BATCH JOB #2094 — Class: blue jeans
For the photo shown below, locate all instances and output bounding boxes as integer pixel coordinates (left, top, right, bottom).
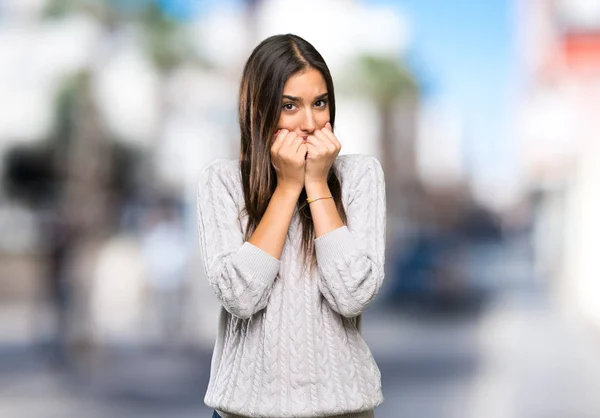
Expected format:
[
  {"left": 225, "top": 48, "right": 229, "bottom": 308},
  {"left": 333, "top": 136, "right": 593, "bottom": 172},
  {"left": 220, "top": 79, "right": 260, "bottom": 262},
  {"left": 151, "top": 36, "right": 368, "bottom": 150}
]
[{"left": 212, "top": 411, "right": 221, "bottom": 418}]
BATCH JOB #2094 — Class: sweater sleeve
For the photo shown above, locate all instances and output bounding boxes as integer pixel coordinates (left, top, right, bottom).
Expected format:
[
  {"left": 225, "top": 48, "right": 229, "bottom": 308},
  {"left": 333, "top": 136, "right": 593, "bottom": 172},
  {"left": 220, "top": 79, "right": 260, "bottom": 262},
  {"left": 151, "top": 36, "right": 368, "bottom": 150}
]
[
  {"left": 315, "top": 156, "right": 386, "bottom": 317},
  {"left": 196, "top": 160, "right": 280, "bottom": 319}
]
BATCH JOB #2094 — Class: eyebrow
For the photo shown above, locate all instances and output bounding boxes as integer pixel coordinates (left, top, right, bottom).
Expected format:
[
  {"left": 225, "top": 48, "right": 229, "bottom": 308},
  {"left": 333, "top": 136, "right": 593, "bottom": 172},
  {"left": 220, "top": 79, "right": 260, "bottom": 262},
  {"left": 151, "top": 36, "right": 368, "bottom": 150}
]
[{"left": 282, "top": 93, "right": 328, "bottom": 102}]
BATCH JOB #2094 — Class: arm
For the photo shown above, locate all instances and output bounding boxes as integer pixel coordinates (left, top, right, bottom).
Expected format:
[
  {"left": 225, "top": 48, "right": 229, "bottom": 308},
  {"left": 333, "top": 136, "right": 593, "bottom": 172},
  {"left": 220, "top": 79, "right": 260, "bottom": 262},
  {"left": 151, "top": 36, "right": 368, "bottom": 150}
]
[
  {"left": 197, "top": 161, "right": 297, "bottom": 319},
  {"left": 248, "top": 185, "right": 302, "bottom": 260},
  {"left": 310, "top": 156, "right": 386, "bottom": 317},
  {"left": 197, "top": 131, "right": 306, "bottom": 319}
]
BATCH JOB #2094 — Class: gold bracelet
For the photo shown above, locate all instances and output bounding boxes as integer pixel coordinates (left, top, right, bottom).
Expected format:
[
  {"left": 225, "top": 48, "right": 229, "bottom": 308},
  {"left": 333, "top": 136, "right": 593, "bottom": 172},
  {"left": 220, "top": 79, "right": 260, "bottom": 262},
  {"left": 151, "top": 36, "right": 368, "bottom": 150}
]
[{"left": 306, "top": 195, "right": 333, "bottom": 204}]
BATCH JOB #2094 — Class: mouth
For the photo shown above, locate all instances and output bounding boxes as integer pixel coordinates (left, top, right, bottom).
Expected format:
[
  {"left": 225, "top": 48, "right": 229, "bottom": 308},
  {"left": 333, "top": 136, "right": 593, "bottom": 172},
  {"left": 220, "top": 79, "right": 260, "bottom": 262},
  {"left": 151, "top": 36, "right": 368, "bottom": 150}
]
[{"left": 302, "top": 136, "right": 308, "bottom": 141}]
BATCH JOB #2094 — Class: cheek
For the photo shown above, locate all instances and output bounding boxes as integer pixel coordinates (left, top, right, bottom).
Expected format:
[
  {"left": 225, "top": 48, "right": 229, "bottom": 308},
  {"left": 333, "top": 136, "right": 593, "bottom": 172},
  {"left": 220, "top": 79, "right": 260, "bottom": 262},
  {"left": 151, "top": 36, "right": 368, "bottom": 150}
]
[
  {"left": 315, "top": 114, "right": 329, "bottom": 130},
  {"left": 277, "top": 113, "right": 297, "bottom": 130}
]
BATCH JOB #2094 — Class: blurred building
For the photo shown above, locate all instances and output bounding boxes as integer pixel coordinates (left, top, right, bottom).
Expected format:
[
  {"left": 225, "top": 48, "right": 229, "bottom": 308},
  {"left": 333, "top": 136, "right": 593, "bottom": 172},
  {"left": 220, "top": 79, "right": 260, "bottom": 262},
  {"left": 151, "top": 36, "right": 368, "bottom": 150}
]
[{"left": 517, "top": 0, "right": 600, "bottom": 327}]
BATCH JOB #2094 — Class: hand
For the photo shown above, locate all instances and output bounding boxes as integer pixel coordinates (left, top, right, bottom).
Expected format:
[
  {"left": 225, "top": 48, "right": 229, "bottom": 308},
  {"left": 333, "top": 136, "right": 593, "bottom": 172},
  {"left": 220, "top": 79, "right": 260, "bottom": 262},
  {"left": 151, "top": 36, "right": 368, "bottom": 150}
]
[
  {"left": 270, "top": 129, "right": 307, "bottom": 194},
  {"left": 304, "top": 122, "right": 341, "bottom": 186}
]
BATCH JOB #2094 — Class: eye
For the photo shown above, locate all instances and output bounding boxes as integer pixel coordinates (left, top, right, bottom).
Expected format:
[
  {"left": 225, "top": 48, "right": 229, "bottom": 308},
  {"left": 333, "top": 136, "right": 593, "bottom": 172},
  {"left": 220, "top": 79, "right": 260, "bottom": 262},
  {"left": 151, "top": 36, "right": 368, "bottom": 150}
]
[
  {"left": 314, "top": 99, "right": 328, "bottom": 108},
  {"left": 282, "top": 103, "right": 297, "bottom": 111}
]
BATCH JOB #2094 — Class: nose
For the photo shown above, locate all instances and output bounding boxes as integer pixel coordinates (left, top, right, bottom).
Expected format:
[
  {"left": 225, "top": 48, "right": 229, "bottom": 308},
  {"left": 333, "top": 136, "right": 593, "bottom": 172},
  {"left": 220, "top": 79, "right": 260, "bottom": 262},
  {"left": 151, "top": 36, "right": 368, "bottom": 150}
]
[{"left": 300, "top": 108, "right": 316, "bottom": 134}]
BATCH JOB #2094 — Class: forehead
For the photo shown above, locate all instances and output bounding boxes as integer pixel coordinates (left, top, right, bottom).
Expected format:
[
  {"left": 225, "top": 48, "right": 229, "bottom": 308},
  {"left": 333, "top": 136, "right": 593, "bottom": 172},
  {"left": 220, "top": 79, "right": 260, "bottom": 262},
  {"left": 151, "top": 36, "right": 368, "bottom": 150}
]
[{"left": 283, "top": 68, "right": 326, "bottom": 94}]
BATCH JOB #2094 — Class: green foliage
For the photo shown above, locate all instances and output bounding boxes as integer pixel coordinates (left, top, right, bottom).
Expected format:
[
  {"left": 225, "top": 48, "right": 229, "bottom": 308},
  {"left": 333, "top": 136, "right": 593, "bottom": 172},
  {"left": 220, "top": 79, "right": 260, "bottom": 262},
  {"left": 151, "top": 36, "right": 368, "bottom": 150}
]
[
  {"left": 42, "top": 0, "right": 206, "bottom": 72},
  {"left": 346, "top": 55, "right": 418, "bottom": 105},
  {"left": 42, "top": 0, "right": 108, "bottom": 21},
  {"left": 138, "top": 3, "right": 189, "bottom": 72},
  {"left": 42, "top": 0, "right": 77, "bottom": 18}
]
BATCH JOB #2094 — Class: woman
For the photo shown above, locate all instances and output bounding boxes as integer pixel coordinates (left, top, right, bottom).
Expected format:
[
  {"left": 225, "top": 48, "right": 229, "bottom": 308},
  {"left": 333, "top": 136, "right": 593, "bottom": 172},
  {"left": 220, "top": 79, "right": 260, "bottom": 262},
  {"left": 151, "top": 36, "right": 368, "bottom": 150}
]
[{"left": 197, "top": 33, "right": 386, "bottom": 418}]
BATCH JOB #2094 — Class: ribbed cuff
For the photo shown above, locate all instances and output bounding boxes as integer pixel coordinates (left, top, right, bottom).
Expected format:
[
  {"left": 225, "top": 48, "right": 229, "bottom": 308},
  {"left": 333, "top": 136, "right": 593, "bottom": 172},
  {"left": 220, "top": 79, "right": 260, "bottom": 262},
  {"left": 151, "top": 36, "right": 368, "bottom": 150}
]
[
  {"left": 217, "top": 409, "right": 374, "bottom": 418},
  {"left": 314, "top": 225, "right": 355, "bottom": 265},
  {"left": 232, "top": 242, "right": 280, "bottom": 285}
]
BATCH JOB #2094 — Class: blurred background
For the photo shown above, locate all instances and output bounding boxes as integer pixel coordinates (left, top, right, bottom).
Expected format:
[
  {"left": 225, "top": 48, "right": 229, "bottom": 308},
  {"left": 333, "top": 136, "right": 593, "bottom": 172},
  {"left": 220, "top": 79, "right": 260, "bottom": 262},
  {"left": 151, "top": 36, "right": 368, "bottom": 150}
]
[{"left": 1, "top": 0, "right": 600, "bottom": 417}]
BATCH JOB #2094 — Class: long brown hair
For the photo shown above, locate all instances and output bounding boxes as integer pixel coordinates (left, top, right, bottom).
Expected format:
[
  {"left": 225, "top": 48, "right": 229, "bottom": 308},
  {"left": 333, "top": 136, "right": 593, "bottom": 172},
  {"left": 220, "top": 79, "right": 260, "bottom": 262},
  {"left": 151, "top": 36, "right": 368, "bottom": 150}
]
[{"left": 239, "top": 34, "right": 347, "bottom": 265}]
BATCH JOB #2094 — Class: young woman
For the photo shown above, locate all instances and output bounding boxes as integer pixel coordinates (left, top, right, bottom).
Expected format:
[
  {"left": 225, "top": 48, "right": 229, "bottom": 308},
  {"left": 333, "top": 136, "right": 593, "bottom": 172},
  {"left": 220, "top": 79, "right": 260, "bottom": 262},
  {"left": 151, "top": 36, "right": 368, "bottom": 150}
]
[{"left": 197, "top": 34, "right": 386, "bottom": 418}]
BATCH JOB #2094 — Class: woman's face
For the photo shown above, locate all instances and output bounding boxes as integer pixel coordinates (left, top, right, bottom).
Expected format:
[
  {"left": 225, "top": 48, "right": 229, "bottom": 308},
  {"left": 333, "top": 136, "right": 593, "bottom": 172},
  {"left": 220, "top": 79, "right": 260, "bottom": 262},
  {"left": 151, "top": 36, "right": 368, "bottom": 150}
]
[{"left": 277, "top": 68, "right": 330, "bottom": 140}]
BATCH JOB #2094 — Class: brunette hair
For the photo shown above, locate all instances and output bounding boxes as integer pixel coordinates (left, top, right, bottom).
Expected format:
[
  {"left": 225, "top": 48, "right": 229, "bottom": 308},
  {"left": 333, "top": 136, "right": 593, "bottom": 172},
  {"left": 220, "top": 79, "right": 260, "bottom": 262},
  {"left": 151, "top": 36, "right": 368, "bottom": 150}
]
[{"left": 239, "top": 34, "right": 347, "bottom": 265}]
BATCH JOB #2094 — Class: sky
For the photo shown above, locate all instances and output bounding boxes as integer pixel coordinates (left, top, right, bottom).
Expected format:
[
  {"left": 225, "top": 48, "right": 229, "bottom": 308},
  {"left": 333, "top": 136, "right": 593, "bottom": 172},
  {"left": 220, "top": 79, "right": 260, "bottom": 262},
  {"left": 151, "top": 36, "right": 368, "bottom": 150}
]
[
  {"left": 160, "top": 0, "right": 516, "bottom": 128},
  {"left": 374, "top": 0, "right": 519, "bottom": 190},
  {"left": 160, "top": 0, "right": 520, "bottom": 196}
]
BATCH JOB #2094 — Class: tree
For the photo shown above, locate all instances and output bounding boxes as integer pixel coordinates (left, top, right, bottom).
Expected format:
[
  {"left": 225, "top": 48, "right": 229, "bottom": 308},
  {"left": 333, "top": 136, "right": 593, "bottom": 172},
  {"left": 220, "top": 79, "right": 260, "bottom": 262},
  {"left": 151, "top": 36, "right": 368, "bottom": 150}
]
[
  {"left": 340, "top": 54, "right": 419, "bottom": 299},
  {"left": 349, "top": 55, "right": 419, "bottom": 188},
  {"left": 342, "top": 54, "right": 419, "bottom": 231}
]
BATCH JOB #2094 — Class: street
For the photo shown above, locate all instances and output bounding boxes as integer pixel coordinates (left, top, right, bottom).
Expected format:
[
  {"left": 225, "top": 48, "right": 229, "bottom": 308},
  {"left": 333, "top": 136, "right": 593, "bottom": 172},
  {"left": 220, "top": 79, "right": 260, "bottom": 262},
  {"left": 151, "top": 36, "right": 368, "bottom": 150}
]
[{"left": 2, "top": 285, "right": 600, "bottom": 418}]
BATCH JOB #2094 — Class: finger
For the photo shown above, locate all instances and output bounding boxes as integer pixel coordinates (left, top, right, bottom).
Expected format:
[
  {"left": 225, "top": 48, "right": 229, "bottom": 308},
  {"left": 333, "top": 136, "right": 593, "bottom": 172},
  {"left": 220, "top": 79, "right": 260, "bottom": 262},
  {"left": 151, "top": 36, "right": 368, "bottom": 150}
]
[
  {"left": 305, "top": 134, "right": 329, "bottom": 155},
  {"left": 304, "top": 135, "right": 324, "bottom": 147},
  {"left": 271, "top": 129, "right": 288, "bottom": 155},
  {"left": 275, "top": 131, "right": 298, "bottom": 158},
  {"left": 295, "top": 137, "right": 306, "bottom": 154},
  {"left": 280, "top": 132, "right": 300, "bottom": 152},
  {"left": 285, "top": 135, "right": 304, "bottom": 157},
  {"left": 278, "top": 134, "right": 303, "bottom": 162},
  {"left": 297, "top": 143, "right": 308, "bottom": 162},
  {"left": 319, "top": 125, "right": 341, "bottom": 150},
  {"left": 304, "top": 142, "right": 320, "bottom": 159},
  {"left": 315, "top": 130, "right": 337, "bottom": 154},
  {"left": 313, "top": 129, "right": 333, "bottom": 147},
  {"left": 272, "top": 128, "right": 285, "bottom": 145}
]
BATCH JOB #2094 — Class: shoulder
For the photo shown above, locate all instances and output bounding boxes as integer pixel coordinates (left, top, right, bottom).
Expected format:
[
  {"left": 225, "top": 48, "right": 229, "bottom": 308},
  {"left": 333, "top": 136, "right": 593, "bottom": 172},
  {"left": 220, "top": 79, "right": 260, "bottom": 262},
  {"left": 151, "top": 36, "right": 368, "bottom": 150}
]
[
  {"left": 197, "top": 158, "right": 241, "bottom": 195},
  {"left": 334, "top": 154, "right": 384, "bottom": 181},
  {"left": 199, "top": 158, "right": 239, "bottom": 179},
  {"left": 198, "top": 158, "right": 239, "bottom": 183}
]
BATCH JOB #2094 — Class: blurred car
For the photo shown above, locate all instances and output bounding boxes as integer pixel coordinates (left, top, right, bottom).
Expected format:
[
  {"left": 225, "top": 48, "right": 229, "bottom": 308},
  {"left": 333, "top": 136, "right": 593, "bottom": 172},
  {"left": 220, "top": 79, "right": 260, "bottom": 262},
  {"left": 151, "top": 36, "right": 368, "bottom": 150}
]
[{"left": 385, "top": 206, "right": 504, "bottom": 313}]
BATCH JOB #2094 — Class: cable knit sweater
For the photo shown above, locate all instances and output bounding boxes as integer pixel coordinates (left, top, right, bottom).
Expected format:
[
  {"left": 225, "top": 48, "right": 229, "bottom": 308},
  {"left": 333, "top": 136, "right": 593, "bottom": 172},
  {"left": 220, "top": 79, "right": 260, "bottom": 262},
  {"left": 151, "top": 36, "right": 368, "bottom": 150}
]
[{"left": 196, "top": 154, "right": 386, "bottom": 418}]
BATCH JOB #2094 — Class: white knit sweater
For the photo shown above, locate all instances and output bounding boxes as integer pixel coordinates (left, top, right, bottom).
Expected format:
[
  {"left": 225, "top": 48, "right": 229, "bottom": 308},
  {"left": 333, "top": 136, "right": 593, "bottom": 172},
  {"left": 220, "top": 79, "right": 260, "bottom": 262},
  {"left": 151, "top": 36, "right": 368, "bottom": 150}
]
[{"left": 196, "top": 154, "right": 386, "bottom": 418}]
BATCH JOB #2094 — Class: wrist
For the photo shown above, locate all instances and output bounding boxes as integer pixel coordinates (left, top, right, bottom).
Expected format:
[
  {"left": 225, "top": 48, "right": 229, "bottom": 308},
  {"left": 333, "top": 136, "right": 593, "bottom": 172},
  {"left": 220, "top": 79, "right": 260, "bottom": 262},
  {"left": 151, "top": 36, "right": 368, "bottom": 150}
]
[
  {"left": 275, "top": 183, "right": 303, "bottom": 200},
  {"left": 304, "top": 181, "right": 331, "bottom": 198}
]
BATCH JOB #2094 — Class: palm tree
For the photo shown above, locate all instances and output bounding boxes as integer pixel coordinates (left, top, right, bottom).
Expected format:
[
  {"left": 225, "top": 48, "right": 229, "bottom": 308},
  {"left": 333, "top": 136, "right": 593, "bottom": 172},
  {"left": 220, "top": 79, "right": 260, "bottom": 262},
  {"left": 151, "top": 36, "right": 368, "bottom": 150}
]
[
  {"left": 349, "top": 55, "right": 418, "bottom": 186},
  {"left": 342, "top": 54, "right": 419, "bottom": 226},
  {"left": 31, "top": 0, "right": 191, "bottom": 370},
  {"left": 340, "top": 54, "right": 419, "bottom": 298},
  {"left": 41, "top": 0, "right": 202, "bottom": 227}
]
